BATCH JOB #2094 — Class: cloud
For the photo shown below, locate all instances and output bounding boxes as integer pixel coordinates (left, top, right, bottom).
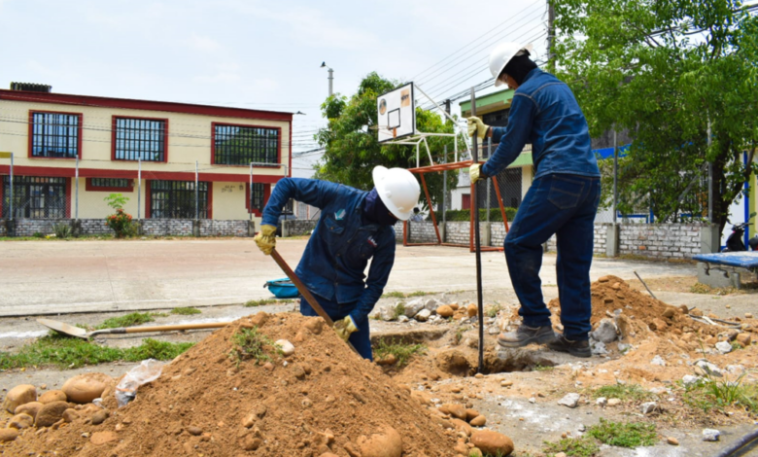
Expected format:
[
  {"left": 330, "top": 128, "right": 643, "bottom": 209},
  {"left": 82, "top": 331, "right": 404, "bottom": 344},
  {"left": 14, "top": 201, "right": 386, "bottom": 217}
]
[
  {"left": 220, "top": 1, "right": 379, "bottom": 50},
  {"left": 187, "top": 34, "right": 222, "bottom": 52}
]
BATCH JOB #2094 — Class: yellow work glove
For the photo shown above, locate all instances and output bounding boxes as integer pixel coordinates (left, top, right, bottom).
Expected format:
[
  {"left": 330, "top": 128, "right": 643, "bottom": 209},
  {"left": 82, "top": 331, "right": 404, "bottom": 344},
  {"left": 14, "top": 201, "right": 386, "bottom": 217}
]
[
  {"left": 333, "top": 315, "right": 358, "bottom": 342},
  {"left": 253, "top": 224, "right": 277, "bottom": 255},
  {"left": 470, "top": 163, "right": 487, "bottom": 184},
  {"left": 467, "top": 116, "right": 490, "bottom": 140}
]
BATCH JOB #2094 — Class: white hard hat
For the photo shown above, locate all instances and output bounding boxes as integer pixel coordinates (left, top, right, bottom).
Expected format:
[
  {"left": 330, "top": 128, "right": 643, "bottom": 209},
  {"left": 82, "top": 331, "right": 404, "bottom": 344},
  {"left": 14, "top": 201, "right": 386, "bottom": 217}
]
[
  {"left": 489, "top": 42, "right": 534, "bottom": 87},
  {"left": 372, "top": 166, "right": 420, "bottom": 221}
]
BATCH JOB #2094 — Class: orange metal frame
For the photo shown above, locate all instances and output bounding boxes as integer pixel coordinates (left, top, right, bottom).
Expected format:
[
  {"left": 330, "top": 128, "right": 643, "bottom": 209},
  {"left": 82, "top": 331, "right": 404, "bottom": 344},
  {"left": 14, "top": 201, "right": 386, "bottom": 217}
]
[{"left": 405, "top": 161, "right": 510, "bottom": 252}]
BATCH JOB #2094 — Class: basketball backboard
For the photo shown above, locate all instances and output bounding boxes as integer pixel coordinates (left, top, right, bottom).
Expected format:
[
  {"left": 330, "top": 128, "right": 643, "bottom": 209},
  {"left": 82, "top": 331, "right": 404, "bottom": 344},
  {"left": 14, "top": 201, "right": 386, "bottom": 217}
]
[{"left": 377, "top": 83, "right": 415, "bottom": 143}]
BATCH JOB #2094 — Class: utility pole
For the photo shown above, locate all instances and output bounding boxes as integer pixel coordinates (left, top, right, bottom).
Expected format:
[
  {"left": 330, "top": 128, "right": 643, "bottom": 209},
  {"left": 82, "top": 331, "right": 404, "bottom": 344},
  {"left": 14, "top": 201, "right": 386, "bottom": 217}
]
[
  {"left": 321, "top": 62, "right": 334, "bottom": 97},
  {"left": 548, "top": 0, "right": 556, "bottom": 74}
]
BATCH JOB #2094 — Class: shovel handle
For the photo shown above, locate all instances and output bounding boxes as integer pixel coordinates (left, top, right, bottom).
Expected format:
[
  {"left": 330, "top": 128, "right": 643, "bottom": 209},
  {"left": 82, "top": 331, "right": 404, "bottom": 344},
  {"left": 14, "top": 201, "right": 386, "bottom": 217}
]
[
  {"left": 270, "top": 248, "right": 360, "bottom": 355},
  {"left": 270, "top": 249, "right": 334, "bottom": 326},
  {"left": 90, "top": 322, "right": 229, "bottom": 337}
]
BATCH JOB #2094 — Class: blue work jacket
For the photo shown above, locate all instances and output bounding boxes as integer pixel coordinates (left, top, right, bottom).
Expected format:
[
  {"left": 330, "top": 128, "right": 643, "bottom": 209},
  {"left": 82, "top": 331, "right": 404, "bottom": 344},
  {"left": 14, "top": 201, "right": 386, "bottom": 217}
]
[
  {"left": 262, "top": 178, "right": 396, "bottom": 325},
  {"left": 482, "top": 68, "right": 600, "bottom": 179}
]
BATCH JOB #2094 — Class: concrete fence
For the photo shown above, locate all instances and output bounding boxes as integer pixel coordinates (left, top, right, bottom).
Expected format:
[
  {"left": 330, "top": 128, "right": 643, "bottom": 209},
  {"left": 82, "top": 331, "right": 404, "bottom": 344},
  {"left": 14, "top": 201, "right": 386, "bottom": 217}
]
[
  {"left": 394, "top": 220, "right": 706, "bottom": 259},
  {"left": 0, "top": 218, "right": 255, "bottom": 238}
]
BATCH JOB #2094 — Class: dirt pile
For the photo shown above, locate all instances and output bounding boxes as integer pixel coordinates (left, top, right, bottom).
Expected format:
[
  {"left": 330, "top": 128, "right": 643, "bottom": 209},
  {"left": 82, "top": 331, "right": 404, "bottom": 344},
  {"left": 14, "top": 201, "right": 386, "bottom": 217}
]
[
  {"left": 548, "top": 275, "right": 757, "bottom": 347},
  {"left": 2, "top": 312, "right": 462, "bottom": 457}
]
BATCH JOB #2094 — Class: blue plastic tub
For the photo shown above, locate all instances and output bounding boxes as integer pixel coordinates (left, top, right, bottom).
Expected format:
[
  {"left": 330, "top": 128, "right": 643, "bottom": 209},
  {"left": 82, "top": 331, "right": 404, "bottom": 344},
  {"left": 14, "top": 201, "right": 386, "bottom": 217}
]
[{"left": 263, "top": 277, "right": 299, "bottom": 299}]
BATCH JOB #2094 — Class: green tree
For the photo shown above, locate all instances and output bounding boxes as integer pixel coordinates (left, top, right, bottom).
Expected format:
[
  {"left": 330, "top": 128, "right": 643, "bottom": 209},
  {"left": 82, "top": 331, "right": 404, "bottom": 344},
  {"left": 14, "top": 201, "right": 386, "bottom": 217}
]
[
  {"left": 553, "top": 0, "right": 758, "bottom": 231},
  {"left": 314, "top": 72, "right": 462, "bottom": 207}
]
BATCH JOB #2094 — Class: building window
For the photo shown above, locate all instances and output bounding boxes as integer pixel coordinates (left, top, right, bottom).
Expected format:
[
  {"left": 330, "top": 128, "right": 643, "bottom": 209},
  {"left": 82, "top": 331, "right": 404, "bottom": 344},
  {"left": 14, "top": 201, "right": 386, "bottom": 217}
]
[
  {"left": 30, "top": 112, "right": 81, "bottom": 158},
  {"left": 213, "top": 124, "right": 279, "bottom": 166},
  {"left": 2, "top": 176, "right": 67, "bottom": 219},
  {"left": 114, "top": 117, "right": 167, "bottom": 162},
  {"left": 86, "top": 178, "right": 133, "bottom": 192},
  {"left": 246, "top": 182, "right": 271, "bottom": 216},
  {"left": 149, "top": 180, "right": 208, "bottom": 219}
]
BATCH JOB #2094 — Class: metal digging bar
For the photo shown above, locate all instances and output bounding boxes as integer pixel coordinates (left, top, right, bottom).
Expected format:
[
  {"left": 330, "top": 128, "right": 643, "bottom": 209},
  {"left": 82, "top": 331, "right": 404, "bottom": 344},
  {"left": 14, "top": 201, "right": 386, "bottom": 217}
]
[
  {"left": 471, "top": 87, "right": 485, "bottom": 374},
  {"left": 270, "top": 248, "right": 360, "bottom": 355}
]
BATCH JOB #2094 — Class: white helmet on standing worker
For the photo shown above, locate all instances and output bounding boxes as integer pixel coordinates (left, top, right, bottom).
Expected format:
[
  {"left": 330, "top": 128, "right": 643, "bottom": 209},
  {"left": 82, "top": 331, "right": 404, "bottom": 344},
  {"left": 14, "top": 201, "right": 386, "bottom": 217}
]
[
  {"left": 489, "top": 42, "right": 534, "bottom": 87},
  {"left": 372, "top": 166, "right": 420, "bottom": 221}
]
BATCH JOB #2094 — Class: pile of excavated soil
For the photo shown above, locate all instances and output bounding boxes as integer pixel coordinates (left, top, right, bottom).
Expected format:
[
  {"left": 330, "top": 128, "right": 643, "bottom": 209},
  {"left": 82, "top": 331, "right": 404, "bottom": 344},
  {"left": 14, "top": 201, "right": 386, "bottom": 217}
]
[
  {"left": 547, "top": 275, "right": 758, "bottom": 348},
  {"left": 2, "top": 312, "right": 461, "bottom": 457}
]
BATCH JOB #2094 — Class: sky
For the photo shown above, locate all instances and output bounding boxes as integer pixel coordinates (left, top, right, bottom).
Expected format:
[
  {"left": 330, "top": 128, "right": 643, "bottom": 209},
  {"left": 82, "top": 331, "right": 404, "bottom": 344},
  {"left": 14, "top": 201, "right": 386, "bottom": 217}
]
[{"left": 0, "top": 0, "right": 548, "bottom": 153}]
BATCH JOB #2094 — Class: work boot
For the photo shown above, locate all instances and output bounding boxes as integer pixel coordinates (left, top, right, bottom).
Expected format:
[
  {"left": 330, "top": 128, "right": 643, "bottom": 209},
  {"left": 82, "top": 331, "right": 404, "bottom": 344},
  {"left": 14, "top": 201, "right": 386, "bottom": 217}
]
[
  {"left": 497, "top": 324, "right": 555, "bottom": 348},
  {"left": 547, "top": 333, "right": 591, "bottom": 358}
]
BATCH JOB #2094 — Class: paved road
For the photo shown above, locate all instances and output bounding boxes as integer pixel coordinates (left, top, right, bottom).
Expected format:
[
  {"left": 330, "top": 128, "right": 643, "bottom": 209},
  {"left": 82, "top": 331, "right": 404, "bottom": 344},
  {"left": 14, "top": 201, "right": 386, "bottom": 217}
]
[{"left": 0, "top": 239, "right": 699, "bottom": 316}]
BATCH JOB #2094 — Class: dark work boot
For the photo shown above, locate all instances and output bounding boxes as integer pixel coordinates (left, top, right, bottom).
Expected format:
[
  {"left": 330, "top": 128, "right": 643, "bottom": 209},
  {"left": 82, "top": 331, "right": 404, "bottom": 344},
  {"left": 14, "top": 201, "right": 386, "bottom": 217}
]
[
  {"left": 547, "top": 333, "right": 591, "bottom": 358},
  {"left": 497, "top": 324, "right": 555, "bottom": 348}
]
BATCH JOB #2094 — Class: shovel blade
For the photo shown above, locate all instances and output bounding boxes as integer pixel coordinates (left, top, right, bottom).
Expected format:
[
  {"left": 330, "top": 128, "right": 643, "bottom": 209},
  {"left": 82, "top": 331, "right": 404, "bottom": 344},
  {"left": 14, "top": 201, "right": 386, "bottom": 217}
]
[{"left": 37, "top": 318, "right": 90, "bottom": 339}]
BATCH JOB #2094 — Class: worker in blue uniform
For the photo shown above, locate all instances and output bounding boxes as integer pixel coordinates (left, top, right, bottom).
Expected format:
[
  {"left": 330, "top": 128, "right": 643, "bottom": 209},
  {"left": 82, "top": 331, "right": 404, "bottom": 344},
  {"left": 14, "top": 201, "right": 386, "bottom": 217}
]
[
  {"left": 254, "top": 166, "right": 420, "bottom": 360},
  {"left": 467, "top": 42, "right": 601, "bottom": 358}
]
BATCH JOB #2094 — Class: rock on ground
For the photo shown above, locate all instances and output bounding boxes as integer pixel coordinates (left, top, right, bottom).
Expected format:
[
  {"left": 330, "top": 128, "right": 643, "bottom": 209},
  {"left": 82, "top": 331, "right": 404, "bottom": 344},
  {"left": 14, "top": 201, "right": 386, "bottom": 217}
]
[
  {"left": 357, "top": 426, "right": 403, "bottom": 457},
  {"left": 8, "top": 413, "right": 34, "bottom": 430},
  {"left": 14, "top": 402, "right": 43, "bottom": 420},
  {"left": 558, "top": 393, "right": 581, "bottom": 408},
  {"left": 35, "top": 401, "right": 70, "bottom": 427},
  {"left": 62, "top": 373, "right": 111, "bottom": 404},
  {"left": 0, "top": 429, "right": 19, "bottom": 442},
  {"left": 702, "top": 429, "right": 720, "bottom": 442},
  {"left": 715, "top": 341, "right": 732, "bottom": 354},
  {"left": 3, "top": 385, "right": 37, "bottom": 413},
  {"left": 470, "top": 430, "right": 514, "bottom": 456},
  {"left": 590, "top": 318, "right": 617, "bottom": 343},
  {"left": 38, "top": 390, "right": 67, "bottom": 404},
  {"left": 274, "top": 339, "right": 295, "bottom": 356},
  {"left": 415, "top": 309, "right": 432, "bottom": 322}
]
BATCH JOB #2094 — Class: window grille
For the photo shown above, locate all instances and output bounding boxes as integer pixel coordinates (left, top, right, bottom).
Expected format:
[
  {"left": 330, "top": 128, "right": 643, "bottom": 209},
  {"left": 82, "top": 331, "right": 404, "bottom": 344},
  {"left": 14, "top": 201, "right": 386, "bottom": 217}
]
[
  {"left": 114, "top": 118, "right": 166, "bottom": 162},
  {"left": 31, "top": 112, "right": 80, "bottom": 158},
  {"left": 2, "top": 176, "right": 67, "bottom": 218},
  {"left": 214, "top": 124, "right": 279, "bottom": 165},
  {"left": 249, "top": 183, "right": 265, "bottom": 212},
  {"left": 90, "top": 178, "right": 131, "bottom": 189},
  {"left": 150, "top": 180, "right": 208, "bottom": 219}
]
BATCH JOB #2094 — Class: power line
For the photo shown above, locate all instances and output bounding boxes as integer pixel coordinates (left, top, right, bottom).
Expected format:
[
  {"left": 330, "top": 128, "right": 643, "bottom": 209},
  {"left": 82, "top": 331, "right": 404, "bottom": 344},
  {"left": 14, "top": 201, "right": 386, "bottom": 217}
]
[
  {"left": 412, "top": 1, "right": 545, "bottom": 81},
  {"left": 415, "top": 5, "right": 548, "bottom": 90}
]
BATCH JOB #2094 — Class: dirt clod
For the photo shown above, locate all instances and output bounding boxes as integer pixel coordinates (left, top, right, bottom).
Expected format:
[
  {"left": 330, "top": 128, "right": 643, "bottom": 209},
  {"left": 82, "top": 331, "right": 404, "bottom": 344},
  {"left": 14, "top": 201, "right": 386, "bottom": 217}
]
[{"left": 35, "top": 401, "right": 70, "bottom": 427}]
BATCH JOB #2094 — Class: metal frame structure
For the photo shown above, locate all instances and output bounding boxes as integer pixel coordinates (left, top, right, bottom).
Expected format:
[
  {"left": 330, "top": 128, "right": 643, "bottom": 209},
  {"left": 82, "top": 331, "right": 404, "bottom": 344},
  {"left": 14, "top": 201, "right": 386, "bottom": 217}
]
[
  {"left": 405, "top": 160, "right": 510, "bottom": 252},
  {"left": 379, "top": 84, "right": 471, "bottom": 167}
]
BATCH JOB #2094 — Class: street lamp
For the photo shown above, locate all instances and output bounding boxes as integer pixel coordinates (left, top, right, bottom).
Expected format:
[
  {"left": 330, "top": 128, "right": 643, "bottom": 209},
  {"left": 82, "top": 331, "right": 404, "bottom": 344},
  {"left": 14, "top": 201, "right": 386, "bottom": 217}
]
[{"left": 320, "top": 62, "right": 334, "bottom": 97}]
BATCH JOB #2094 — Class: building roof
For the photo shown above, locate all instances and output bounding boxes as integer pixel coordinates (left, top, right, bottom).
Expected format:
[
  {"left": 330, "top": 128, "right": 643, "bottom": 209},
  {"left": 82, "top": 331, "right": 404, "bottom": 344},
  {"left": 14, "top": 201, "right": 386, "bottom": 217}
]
[
  {"left": 459, "top": 88, "right": 515, "bottom": 117},
  {"left": 0, "top": 89, "right": 293, "bottom": 122}
]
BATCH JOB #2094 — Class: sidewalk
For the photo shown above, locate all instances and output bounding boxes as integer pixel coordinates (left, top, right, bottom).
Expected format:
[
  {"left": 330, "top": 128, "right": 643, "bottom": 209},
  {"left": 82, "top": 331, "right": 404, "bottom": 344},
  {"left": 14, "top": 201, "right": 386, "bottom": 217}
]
[{"left": 0, "top": 239, "right": 699, "bottom": 317}]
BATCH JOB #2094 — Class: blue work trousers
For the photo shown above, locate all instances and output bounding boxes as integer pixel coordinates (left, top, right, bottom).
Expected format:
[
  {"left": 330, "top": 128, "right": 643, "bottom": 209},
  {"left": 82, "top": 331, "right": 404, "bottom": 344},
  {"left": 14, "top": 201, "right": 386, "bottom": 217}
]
[
  {"left": 299, "top": 295, "right": 373, "bottom": 360},
  {"left": 504, "top": 173, "right": 600, "bottom": 341}
]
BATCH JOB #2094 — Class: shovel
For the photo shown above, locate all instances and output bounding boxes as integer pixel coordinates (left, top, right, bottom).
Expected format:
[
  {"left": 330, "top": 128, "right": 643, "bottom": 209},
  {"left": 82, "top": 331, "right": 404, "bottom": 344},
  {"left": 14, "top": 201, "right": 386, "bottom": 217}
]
[{"left": 38, "top": 318, "right": 229, "bottom": 340}]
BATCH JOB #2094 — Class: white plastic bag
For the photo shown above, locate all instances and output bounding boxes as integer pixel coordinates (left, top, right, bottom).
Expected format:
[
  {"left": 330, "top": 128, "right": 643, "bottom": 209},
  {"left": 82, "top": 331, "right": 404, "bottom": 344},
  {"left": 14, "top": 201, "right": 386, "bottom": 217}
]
[{"left": 115, "top": 359, "right": 165, "bottom": 407}]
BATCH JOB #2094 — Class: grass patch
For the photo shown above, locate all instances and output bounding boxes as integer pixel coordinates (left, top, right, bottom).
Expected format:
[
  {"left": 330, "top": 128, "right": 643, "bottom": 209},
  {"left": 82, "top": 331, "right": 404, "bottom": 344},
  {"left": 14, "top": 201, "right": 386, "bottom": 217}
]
[
  {"left": 682, "top": 376, "right": 758, "bottom": 414},
  {"left": 373, "top": 339, "right": 427, "bottom": 367},
  {"left": 485, "top": 304, "right": 503, "bottom": 318},
  {"left": 244, "top": 299, "right": 277, "bottom": 307},
  {"left": 382, "top": 291, "right": 406, "bottom": 299},
  {"left": 392, "top": 303, "right": 406, "bottom": 320},
  {"left": 690, "top": 282, "right": 736, "bottom": 295},
  {"left": 407, "top": 290, "right": 434, "bottom": 297},
  {"left": 591, "top": 383, "right": 654, "bottom": 402},
  {"left": 95, "top": 312, "right": 166, "bottom": 329},
  {"left": 381, "top": 291, "right": 435, "bottom": 299},
  {"left": 0, "top": 333, "right": 194, "bottom": 370},
  {"left": 170, "top": 307, "right": 202, "bottom": 315},
  {"left": 229, "top": 327, "right": 281, "bottom": 366},
  {"left": 543, "top": 435, "right": 600, "bottom": 457},
  {"left": 586, "top": 418, "right": 656, "bottom": 448},
  {"left": 534, "top": 364, "right": 554, "bottom": 371}
]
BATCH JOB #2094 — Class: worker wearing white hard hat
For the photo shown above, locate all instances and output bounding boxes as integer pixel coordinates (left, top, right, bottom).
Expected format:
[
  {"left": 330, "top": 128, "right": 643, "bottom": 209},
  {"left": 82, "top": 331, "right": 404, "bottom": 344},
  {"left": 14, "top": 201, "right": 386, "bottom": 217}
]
[
  {"left": 467, "top": 42, "right": 601, "bottom": 358},
  {"left": 254, "top": 166, "right": 420, "bottom": 360}
]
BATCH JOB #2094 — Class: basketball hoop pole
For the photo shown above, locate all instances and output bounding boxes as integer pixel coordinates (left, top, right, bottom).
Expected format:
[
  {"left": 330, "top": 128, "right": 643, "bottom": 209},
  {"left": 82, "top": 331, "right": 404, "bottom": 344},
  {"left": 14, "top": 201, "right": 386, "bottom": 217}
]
[{"left": 470, "top": 87, "right": 485, "bottom": 374}]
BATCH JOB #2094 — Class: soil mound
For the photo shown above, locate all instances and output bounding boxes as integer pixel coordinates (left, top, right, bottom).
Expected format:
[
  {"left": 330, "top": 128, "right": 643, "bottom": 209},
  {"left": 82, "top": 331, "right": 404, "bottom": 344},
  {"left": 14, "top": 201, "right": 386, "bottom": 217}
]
[{"left": 3, "top": 312, "right": 459, "bottom": 457}]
